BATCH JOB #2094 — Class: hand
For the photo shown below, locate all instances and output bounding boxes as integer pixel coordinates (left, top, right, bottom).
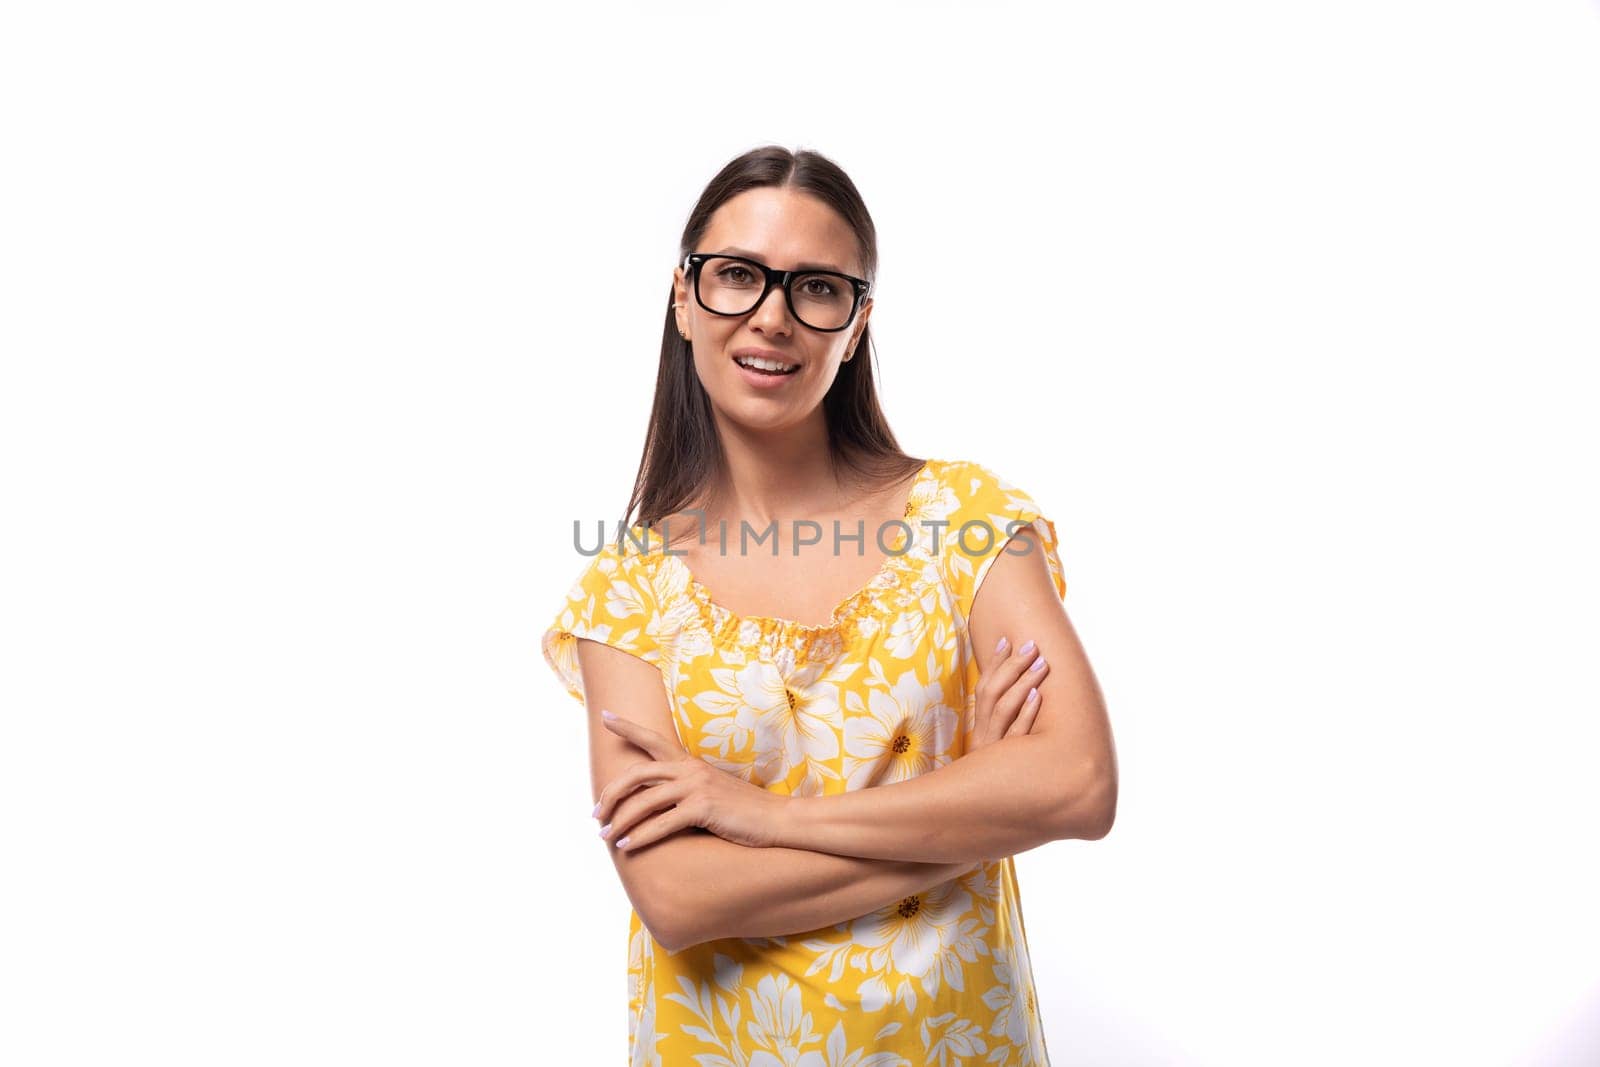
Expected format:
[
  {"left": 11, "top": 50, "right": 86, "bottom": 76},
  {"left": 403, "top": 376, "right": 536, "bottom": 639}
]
[
  {"left": 969, "top": 635, "right": 1051, "bottom": 753},
  {"left": 594, "top": 710, "right": 789, "bottom": 852}
]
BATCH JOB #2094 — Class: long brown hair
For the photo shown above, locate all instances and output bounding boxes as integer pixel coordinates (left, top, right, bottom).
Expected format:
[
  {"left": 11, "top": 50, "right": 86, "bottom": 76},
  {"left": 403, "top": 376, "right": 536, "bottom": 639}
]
[{"left": 622, "top": 145, "right": 924, "bottom": 536}]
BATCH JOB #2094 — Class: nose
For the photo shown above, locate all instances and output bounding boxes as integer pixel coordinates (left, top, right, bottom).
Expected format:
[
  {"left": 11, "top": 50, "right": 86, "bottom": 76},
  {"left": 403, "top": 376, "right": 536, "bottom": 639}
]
[{"left": 747, "top": 282, "right": 794, "bottom": 334}]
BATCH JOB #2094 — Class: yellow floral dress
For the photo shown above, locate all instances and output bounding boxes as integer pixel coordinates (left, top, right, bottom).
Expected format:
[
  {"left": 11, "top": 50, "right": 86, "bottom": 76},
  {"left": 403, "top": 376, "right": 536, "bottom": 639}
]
[{"left": 541, "top": 457, "right": 1068, "bottom": 1066}]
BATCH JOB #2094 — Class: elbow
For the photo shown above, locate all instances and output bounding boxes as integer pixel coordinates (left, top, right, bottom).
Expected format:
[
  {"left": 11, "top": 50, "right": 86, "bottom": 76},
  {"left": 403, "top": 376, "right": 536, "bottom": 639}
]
[
  {"left": 615, "top": 861, "right": 691, "bottom": 954},
  {"left": 1055, "top": 763, "right": 1117, "bottom": 841},
  {"left": 612, "top": 829, "right": 722, "bottom": 954},
  {"left": 642, "top": 909, "right": 686, "bottom": 955},
  {"left": 650, "top": 898, "right": 702, "bottom": 955},
  {"left": 639, "top": 894, "right": 695, "bottom": 956},
  {"left": 1083, "top": 792, "right": 1117, "bottom": 840}
]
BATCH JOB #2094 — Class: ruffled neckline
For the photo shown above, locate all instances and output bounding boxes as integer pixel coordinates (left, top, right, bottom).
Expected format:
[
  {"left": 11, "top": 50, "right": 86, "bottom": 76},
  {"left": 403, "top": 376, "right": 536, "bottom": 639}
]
[{"left": 645, "top": 458, "right": 943, "bottom": 662}]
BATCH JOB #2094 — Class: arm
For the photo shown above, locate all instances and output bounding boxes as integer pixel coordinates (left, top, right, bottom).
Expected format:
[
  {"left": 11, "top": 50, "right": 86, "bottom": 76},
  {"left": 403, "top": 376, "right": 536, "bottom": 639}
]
[
  {"left": 780, "top": 734, "right": 1107, "bottom": 865},
  {"left": 779, "top": 524, "right": 1118, "bottom": 864},
  {"left": 618, "top": 829, "right": 976, "bottom": 953},
  {"left": 574, "top": 638, "right": 973, "bottom": 954}
]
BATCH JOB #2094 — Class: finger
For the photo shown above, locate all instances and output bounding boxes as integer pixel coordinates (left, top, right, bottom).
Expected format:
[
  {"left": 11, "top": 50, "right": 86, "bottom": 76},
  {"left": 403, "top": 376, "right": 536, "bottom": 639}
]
[
  {"left": 1010, "top": 639, "right": 1046, "bottom": 681},
  {"left": 985, "top": 652, "right": 1044, "bottom": 741},
  {"left": 602, "top": 778, "right": 690, "bottom": 846},
  {"left": 984, "top": 639, "right": 1040, "bottom": 705},
  {"left": 600, "top": 709, "right": 673, "bottom": 761},
  {"left": 987, "top": 633, "right": 1013, "bottom": 675},
  {"left": 612, "top": 804, "right": 697, "bottom": 853},
  {"left": 1003, "top": 685, "right": 1043, "bottom": 738},
  {"left": 1012, "top": 654, "right": 1049, "bottom": 697},
  {"left": 595, "top": 760, "right": 681, "bottom": 826},
  {"left": 973, "top": 637, "right": 1042, "bottom": 748}
]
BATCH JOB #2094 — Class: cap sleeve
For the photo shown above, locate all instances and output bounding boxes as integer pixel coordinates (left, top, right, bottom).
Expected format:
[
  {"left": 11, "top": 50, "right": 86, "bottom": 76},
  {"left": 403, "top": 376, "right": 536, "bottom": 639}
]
[
  {"left": 540, "top": 542, "right": 663, "bottom": 710},
  {"left": 938, "top": 460, "right": 1068, "bottom": 624}
]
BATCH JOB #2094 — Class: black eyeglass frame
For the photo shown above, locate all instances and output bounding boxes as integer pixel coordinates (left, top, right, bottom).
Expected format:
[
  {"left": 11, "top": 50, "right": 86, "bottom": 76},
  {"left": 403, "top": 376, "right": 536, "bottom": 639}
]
[{"left": 683, "top": 252, "right": 872, "bottom": 334}]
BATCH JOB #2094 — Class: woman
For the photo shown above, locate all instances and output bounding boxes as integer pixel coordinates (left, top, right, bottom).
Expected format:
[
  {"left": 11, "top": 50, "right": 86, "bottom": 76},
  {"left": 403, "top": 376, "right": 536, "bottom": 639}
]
[{"left": 542, "top": 145, "right": 1116, "bottom": 1065}]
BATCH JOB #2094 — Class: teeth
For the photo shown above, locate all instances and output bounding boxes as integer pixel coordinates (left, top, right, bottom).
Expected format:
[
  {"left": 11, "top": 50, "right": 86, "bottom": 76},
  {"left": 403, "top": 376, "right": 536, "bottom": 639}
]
[{"left": 736, "top": 355, "right": 797, "bottom": 373}]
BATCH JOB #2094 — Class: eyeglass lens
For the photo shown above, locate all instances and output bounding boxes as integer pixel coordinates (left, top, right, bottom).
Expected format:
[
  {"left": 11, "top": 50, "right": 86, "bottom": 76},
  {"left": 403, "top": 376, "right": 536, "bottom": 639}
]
[{"left": 696, "top": 256, "right": 855, "bottom": 330}]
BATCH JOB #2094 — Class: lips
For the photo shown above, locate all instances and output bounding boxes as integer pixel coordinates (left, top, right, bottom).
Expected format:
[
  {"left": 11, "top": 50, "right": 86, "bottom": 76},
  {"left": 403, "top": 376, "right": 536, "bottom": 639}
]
[
  {"left": 731, "top": 354, "right": 799, "bottom": 388},
  {"left": 731, "top": 348, "right": 800, "bottom": 372}
]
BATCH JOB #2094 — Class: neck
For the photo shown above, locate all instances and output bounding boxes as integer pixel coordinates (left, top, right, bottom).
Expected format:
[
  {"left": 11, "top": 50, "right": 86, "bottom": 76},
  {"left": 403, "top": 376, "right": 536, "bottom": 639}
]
[{"left": 708, "top": 422, "right": 851, "bottom": 533}]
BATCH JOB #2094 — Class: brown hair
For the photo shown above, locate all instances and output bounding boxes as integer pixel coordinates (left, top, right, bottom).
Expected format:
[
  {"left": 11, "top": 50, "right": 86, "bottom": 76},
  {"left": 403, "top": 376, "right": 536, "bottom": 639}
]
[{"left": 621, "top": 145, "right": 923, "bottom": 535}]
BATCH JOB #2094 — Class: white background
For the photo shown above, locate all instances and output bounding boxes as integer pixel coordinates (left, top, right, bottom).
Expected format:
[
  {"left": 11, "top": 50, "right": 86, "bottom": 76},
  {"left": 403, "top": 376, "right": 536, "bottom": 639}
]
[{"left": 3, "top": 2, "right": 1598, "bottom": 1064}]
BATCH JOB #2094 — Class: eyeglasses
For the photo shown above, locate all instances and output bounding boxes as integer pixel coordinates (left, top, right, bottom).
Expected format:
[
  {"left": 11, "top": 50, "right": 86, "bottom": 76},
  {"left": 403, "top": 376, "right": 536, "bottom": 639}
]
[{"left": 683, "top": 252, "right": 871, "bottom": 333}]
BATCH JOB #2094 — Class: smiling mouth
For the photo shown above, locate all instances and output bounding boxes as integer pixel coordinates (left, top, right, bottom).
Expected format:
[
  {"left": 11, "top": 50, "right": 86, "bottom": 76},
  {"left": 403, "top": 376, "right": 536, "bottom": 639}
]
[{"left": 733, "top": 354, "right": 800, "bottom": 376}]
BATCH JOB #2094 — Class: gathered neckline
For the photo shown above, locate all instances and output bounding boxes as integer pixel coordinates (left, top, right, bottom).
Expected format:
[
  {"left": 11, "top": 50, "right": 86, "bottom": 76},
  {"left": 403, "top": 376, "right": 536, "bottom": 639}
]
[{"left": 649, "top": 457, "right": 940, "bottom": 655}]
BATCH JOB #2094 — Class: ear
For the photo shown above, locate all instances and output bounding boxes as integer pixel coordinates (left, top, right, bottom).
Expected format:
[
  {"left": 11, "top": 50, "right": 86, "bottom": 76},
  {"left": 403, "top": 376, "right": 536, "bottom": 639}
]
[
  {"left": 847, "top": 298, "right": 873, "bottom": 356},
  {"left": 672, "top": 268, "right": 690, "bottom": 336}
]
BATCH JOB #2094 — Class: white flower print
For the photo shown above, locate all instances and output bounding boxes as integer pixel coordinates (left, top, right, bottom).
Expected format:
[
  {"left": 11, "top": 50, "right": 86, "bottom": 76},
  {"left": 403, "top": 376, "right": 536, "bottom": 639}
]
[
  {"left": 980, "top": 932, "right": 1046, "bottom": 1065},
  {"left": 919, "top": 1011, "right": 989, "bottom": 1066},
  {"left": 542, "top": 600, "right": 593, "bottom": 694},
  {"left": 843, "top": 667, "right": 959, "bottom": 789},
  {"left": 628, "top": 923, "right": 665, "bottom": 1067},
  {"left": 818, "top": 1019, "right": 915, "bottom": 1067},
  {"left": 960, "top": 861, "right": 1002, "bottom": 928},
  {"left": 905, "top": 478, "right": 961, "bottom": 550},
  {"left": 801, "top": 876, "right": 985, "bottom": 1015},
  {"left": 689, "top": 663, "right": 775, "bottom": 772},
  {"left": 603, "top": 570, "right": 652, "bottom": 630},
  {"left": 691, "top": 660, "right": 841, "bottom": 788},
  {"left": 668, "top": 971, "right": 916, "bottom": 1067},
  {"left": 767, "top": 656, "right": 849, "bottom": 796},
  {"left": 651, "top": 562, "right": 715, "bottom": 662},
  {"left": 745, "top": 973, "right": 827, "bottom": 1064},
  {"left": 881, "top": 600, "right": 929, "bottom": 661}
]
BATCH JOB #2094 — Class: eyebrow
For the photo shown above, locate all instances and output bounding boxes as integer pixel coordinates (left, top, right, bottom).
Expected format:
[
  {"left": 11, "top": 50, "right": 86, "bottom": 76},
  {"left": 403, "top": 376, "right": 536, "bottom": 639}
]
[{"left": 713, "top": 246, "right": 849, "bottom": 274}]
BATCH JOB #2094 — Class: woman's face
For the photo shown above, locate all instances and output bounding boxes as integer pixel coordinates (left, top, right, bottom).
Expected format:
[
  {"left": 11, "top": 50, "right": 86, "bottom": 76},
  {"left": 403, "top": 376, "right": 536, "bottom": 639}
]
[{"left": 673, "top": 187, "right": 872, "bottom": 434}]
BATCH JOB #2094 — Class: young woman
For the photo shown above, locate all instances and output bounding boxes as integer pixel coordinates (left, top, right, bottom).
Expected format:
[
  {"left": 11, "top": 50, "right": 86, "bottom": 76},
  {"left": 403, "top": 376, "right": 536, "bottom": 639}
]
[{"left": 542, "top": 144, "right": 1116, "bottom": 1065}]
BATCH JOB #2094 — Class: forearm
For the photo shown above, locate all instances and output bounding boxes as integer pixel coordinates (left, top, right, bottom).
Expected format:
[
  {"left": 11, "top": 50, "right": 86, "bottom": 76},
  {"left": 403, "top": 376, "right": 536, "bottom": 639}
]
[
  {"left": 781, "top": 734, "right": 1101, "bottom": 864},
  {"left": 656, "top": 830, "right": 975, "bottom": 953}
]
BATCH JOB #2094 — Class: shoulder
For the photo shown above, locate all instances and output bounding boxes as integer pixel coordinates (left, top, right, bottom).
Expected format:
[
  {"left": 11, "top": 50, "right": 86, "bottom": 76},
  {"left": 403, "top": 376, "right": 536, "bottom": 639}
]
[
  {"left": 925, "top": 457, "right": 1065, "bottom": 614},
  {"left": 542, "top": 527, "right": 668, "bottom": 708},
  {"left": 927, "top": 457, "right": 1044, "bottom": 523},
  {"left": 556, "top": 524, "right": 667, "bottom": 615}
]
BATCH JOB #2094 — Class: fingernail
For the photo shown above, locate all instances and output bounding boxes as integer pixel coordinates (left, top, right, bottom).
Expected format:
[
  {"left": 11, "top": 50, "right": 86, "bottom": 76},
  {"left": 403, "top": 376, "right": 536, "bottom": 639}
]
[
  {"left": 1029, "top": 686, "right": 1038, "bottom": 702},
  {"left": 601, "top": 709, "right": 617, "bottom": 721},
  {"left": 1019, "top": 639, "right": 1035, "bottom": 656},
  {"left": 995, "top": 636, "right": 1009, "bottom": 654},
  {"left": 1030, "top": 656, "right": 1046, "bottom": 672},
  {"left": 591, "top": 802, "right": 600, "bottom": 817},
  {"left": 599, "top": 823, "right": 612, "bottom": 838},
  {"left": 615, "top": 836, "right": 631, "bottom": 849}
]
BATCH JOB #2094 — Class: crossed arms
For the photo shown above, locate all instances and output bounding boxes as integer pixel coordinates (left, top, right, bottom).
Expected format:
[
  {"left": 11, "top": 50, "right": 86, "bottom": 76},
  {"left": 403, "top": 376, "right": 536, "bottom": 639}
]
[{"left": 574, "top": 525, "right": 1116, "bottom": 954}]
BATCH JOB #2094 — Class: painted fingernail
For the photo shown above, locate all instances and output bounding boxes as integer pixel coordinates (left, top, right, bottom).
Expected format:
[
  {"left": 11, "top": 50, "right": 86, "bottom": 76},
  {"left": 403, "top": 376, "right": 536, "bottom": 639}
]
[
  {"left": 615, "top": 836, "right": 631, "bottom": 849},
  {"left": 591, "top": 802, "right": 600, "bottom": 817},
  {"left": 1029, "top": 687, "right": 1039, "bottom": 702},
  {"left": 1019, "top": 639, "right": 1036, "bottom": 656},
  {"left": 995, "top": 636, "right": 1009, "bottom": 654},
  {"left": 1030, "top": 656, "right": 1047, "bottom": 671},
  {"left": 601, "top": 709, "right": 617, "bottom": 721},
  {"left": 599, "top": 823, "right": 612, "bottom": 838}
]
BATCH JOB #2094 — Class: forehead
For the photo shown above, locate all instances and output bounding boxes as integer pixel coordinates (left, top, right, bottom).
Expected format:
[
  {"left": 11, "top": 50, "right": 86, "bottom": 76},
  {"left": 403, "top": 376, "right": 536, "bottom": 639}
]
[{"left": 700, "top": 187, "right": 859, "bottom": 275}]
